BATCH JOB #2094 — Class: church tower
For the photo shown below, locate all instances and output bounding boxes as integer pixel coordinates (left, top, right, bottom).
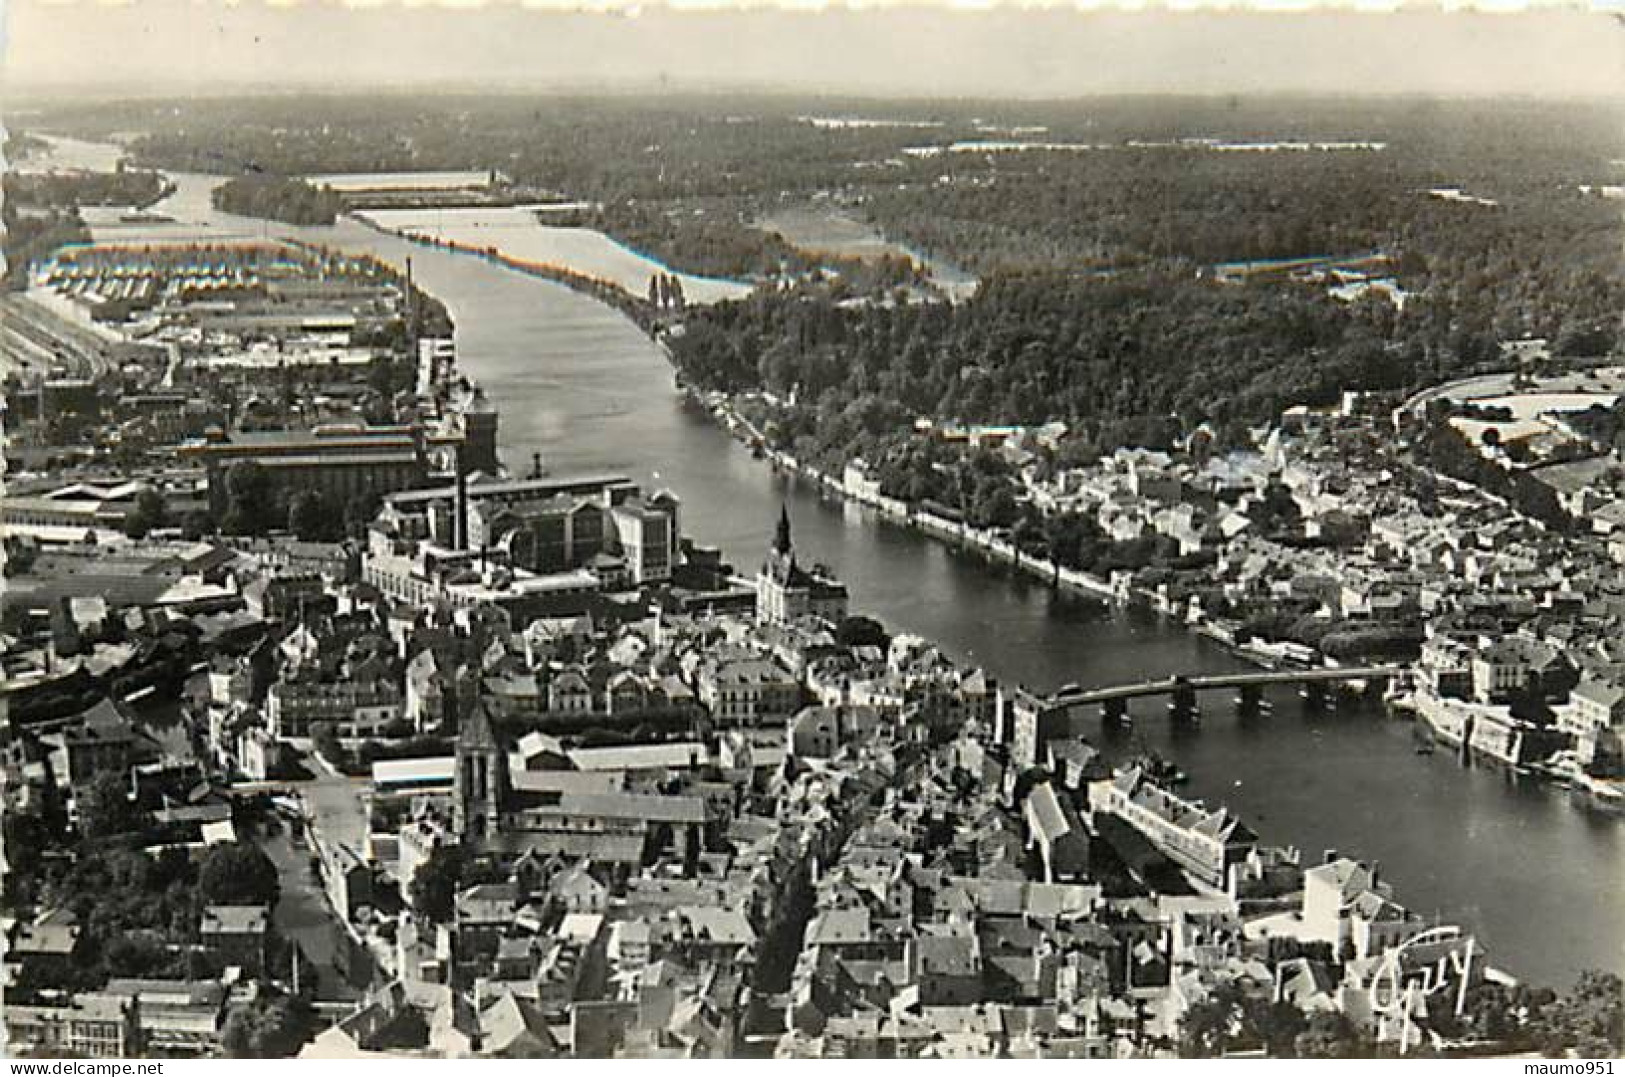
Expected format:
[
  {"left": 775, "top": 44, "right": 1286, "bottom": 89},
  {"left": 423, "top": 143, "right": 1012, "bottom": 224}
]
[
  {"left": 756, "top": 503, "right": 849, "bottom": 627},
  {"left": 457, "top": 386, "right": 500, "bottom": 477},
  {"left": 453, "top": 696, "right": 505, "bottom": 841},
  {"left": 757, "top": 504, "right": 800, "bottom": 625},
  {"left": 772, "top": 503, "right": 794, "bottom": 562}
]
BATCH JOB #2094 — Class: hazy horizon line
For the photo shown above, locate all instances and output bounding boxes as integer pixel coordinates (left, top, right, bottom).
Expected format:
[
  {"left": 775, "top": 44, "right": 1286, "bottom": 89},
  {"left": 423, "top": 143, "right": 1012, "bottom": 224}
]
[
  {"left": 6, "top": 80, "right": 1623, "bottom": 106},
  {"left": 7, "top": 3, "right": 1620, "bottom": 102}
]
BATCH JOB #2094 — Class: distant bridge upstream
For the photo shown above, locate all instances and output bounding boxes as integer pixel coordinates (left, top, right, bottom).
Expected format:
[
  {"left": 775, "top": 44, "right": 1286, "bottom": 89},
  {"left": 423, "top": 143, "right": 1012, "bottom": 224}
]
[{"left": 1047, "top": 665, "right": 1408, "bottom": 710}]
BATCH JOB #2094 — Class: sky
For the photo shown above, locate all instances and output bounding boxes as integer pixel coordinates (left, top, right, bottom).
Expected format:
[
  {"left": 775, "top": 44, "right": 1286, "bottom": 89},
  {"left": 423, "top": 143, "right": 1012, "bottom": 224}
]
[{"left": 2, "top": 2, "right": 1623, "bottom": 100}]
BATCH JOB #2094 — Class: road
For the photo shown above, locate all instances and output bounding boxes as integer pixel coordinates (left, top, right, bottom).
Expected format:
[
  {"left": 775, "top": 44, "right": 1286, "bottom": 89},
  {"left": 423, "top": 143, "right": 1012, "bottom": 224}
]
[
  {"left": 258, "top": 825, "right": 360, "bottom": 1002},
  {"left": 297, "top": 762, "right": 372, "bottom": 853},
  {"left": 244, "top": 752, "right": 372, "bottom": 1002},
  {"left": 1397, "top": 370, "right": 1519, "bottom": 420}
]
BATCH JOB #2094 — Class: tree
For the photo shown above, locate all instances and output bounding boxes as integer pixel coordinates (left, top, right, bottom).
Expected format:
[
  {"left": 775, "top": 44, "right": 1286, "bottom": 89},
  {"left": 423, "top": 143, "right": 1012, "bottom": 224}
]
[
  {"left": 287, "top": 490, "right": 342, "bottom": 542},
  {"left": 1179, "top": 984, "right": 1242, "bottom": 1057},
  {"left": 1180, "top": 983, "right": 1312, "bottom": 1057},
  {"left": 1532, "top": 970, "right": 1624, "bottom": 1058},
  {"left": 409, "top": 844, "right": 465, "bottom": 924},
  {"left": 1250, "top": 480, "right": 1302, "bottom": 534},
  {"left": 199, "top": 842, "right": 280, "bottom": 907},
  {"left": 223, "top": 461, "right": 275, "bottom": 536},
  {"left": 77, "top": 769, "right": 142, "bottom": 836},
  {"left": 104, "top": 933, "right": 174, "bottom": 979},
  {"left": 211, "top": 174, "right": 342, "bottom": 226},
  {"left": 834, "top": 615, "right": 890, "bottom": 650},
  {"left": 371, "top": 1005, "right": 430, "bottom": 1051},
  {"left": 180, "top": 510, "right": 215, "bottom": 541},
  {"left": 4, "top": 537, "right": 39, "bottom": 577},
  {"left": 123, "top": 489, "right": 168, "bottom": 539},
  {"left": 970, "top": 485, "right": 1020, "bottom": 530},
  {"left": 343, "top": 491, "right": 384, "bottom": 539},
  {"left": 2, "top": 811, "right": 55, "bottom": 907},
  {"left": 1294, "top": 1012, "right": 1363, "bottom": 1058},
  {"left": 221, "top": 991, "right": 315, "bottom": 1057},
  {"left": 1459, "top": 981, "right": 1527, "bottom": 1045}
]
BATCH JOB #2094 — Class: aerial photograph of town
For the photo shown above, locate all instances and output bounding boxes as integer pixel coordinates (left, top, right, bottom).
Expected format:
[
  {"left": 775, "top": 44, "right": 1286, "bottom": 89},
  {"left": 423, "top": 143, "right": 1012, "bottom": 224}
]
[{"left": 0, "top": 0, "right": 1620, "bottom": 1064}]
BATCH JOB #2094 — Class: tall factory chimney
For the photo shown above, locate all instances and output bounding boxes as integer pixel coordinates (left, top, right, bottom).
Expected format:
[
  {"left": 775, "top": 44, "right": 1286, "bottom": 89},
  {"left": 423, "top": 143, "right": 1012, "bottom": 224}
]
[
  {"left": 453, "top": 445, "right": 470, "bottom": 552},
  {"left": 404, "top": 256, "right": 418, "bottom": 366}
]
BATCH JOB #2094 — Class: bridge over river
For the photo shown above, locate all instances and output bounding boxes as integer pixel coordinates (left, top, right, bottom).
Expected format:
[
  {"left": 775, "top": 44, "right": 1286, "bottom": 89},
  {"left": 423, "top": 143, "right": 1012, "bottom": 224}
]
[{"left": 1048, "top": 664, "right": 1409, "bottom": 718}]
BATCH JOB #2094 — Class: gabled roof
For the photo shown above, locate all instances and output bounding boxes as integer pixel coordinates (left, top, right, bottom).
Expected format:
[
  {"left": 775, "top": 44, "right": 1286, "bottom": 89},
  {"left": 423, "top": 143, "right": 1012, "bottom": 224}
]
[
  {"left": 10, "top": 919, "right": 78, "bottom": 956},
  {"left": 457, "top": 882, "right": 518, "bottom": 921},
  {"left": 480, "top": 994, "right": 557, "bottom": 1056},
  {"left": 807, "top": 907, "right": 872, "bottom": 947},
  {"left": 548, "top": 791, "right": 707, "bottom": 826},
  {"left": 1304, "top": 857, "right": 1380, "bottom": 902},
  {"left": 1025, "top": 783, "right": 1073, "bottom": 844},
  {"left": 200, "top": 905, "right": 269, "bottom": 935},
  {"left": 914, "top": 932, "right": 979, "bottom": 977}
]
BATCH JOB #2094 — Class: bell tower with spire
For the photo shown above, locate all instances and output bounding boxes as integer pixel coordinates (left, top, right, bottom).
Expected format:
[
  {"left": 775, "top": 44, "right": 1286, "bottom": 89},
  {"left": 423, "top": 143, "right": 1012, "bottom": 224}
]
[
  {"left": 756, "top": 504, "right": 849, "bottom": 627},
  {"left": 772, "top": 504, "right": 794, "bottom": 562},
  {"left": 453, "top": 695, "right": 505, "bottom": 842}
]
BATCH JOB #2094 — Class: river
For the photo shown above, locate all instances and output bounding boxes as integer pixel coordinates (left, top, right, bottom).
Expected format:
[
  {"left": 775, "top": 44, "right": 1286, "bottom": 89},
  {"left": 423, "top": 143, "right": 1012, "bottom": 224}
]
[{"left": 50, "top": 146, "right": 1625, "bottom": 987}]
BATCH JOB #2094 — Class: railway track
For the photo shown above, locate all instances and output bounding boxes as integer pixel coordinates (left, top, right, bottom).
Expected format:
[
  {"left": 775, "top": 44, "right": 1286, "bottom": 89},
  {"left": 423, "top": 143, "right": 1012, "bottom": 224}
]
[{"left": 0, "top": 292, "right": 148, "bottom": 380}]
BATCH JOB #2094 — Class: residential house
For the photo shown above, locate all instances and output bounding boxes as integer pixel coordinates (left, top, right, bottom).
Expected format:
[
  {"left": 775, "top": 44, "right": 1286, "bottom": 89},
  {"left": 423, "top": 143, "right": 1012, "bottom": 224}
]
[{"left": 200, "top": 905, "right": 270, "bottom": 974}]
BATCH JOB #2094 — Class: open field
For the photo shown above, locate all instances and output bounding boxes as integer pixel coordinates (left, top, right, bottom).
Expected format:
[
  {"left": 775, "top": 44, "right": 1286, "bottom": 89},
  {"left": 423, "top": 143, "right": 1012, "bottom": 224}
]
[
  {"left": 757, "top": 203, "right": 977, "bottom": 299},
  {"left": 757, "top": 203, "right": 915, "bottom": 262}
]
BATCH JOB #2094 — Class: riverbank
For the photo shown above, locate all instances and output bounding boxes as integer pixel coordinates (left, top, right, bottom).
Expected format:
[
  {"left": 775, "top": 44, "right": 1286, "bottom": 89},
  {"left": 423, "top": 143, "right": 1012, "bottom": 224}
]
[
  {"left": 691, "top": 388, "right": 1134, "bottom": 602},
  {"left": 685, "top": 386, "right": 1413, "bottom": 681},
  {"left": 1397, "top": 689, "right": 1625, "bottom": 815},
  {"left": 677, "top": 377, "right": 1625, "bottom": 825}
]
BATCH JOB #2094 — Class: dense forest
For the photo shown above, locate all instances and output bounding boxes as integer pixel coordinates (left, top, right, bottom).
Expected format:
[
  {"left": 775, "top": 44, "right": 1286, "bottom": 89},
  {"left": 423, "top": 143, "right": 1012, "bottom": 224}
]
[
  {"left": 25, "top": 93, "right": 1625, "bottom": 451},
  {"left": 211, "top": 175, "right": 344, "bottom": 225},
  {"left": 1, "top": 168, "right": 168, "bottom": 286},
  {"left": 1, "top": 207, "right": 87, "bottom": 290},
  {"left": 4, "top": 168, "right": 167, "bottom": 211},
  {"left": 63, "top": 96, "right": 1619, "bottom": 265},
  {"left": 667, "top": 255, "right": 1615, "bottom": 478}
]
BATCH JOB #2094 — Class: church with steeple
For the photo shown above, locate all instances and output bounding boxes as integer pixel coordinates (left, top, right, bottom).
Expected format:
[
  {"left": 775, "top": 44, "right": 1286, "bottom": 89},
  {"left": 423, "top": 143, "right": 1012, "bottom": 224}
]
[
  {"left": 453, "top": 697, "right": 506, "bottom": 841},
  {"left": 755, "top": 505, "right": 849, "bottom": 626}
]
